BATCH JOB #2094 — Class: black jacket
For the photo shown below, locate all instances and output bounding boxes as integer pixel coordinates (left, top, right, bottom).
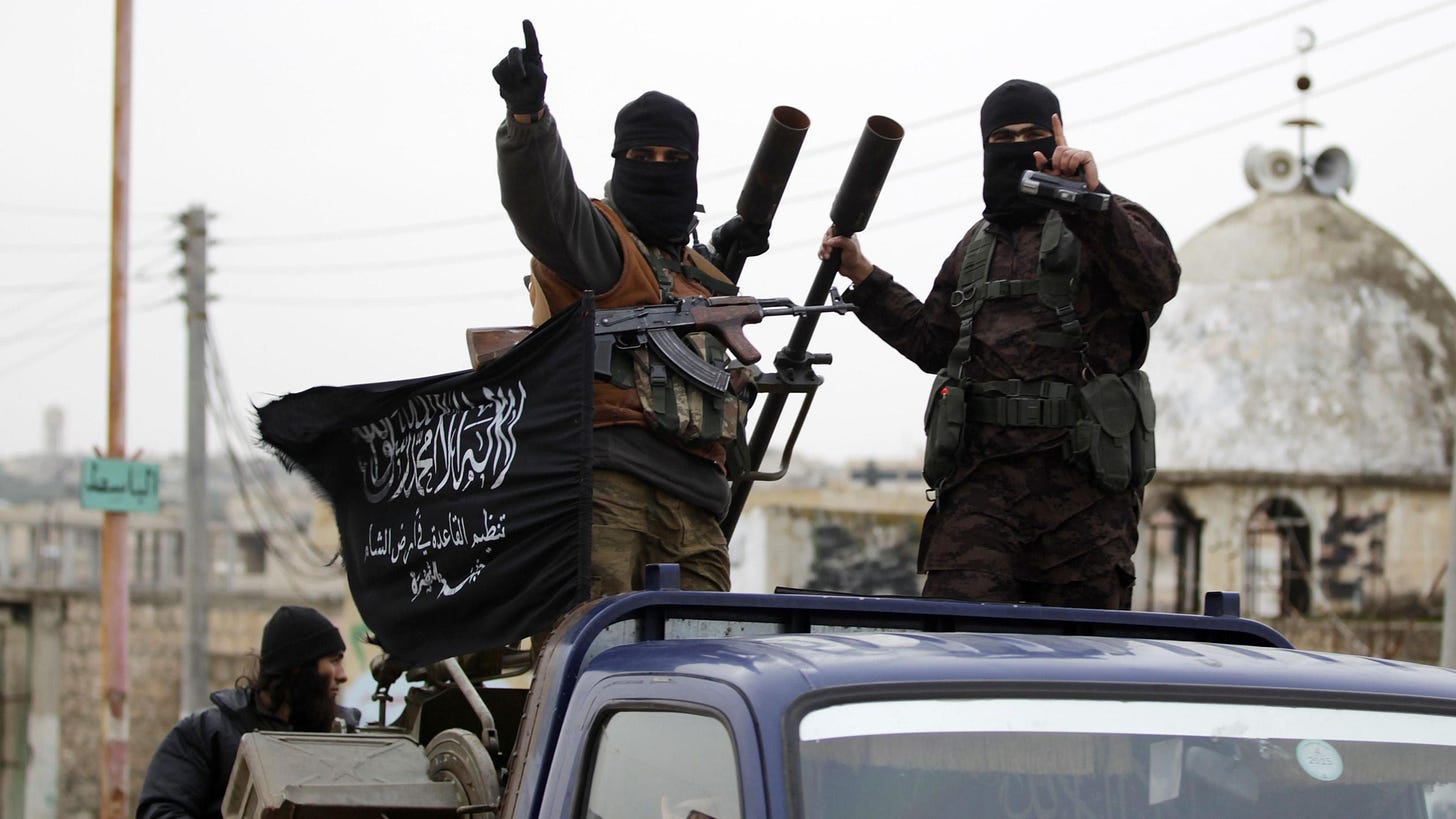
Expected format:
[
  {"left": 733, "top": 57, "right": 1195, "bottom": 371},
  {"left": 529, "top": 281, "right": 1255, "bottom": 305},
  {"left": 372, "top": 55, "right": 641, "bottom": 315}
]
[{"left": 135, "top": 688, "right": 361, "bottom": 819}]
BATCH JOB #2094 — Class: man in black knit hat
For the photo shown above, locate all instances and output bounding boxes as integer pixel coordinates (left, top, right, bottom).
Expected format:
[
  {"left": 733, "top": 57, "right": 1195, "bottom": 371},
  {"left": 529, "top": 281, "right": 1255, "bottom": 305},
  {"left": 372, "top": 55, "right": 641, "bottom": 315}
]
[
  {"left": 493, "top": 20, "right": 765, "bottom": 597},
  {"left": 822, "top": 79, "right": 1181, "bottom": 610},
  {"left": 136, "top": 605, "right": 359, "bottom": 819}
]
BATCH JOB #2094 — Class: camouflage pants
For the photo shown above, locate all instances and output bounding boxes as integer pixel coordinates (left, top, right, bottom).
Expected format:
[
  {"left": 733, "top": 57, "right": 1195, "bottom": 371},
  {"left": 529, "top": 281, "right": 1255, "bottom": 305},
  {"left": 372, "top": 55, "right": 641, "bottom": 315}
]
[
  {"left": 589, "top": 469, "right": 730, "bottom": 597},
  {"left": 919, "top": 448, "right": 1139, "bottom": 610}
]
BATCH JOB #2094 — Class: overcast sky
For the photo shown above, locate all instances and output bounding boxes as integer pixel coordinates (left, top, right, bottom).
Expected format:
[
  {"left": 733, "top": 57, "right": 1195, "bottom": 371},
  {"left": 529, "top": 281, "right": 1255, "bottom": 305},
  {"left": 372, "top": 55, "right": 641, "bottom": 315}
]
[{"left": 3, "top": 0, "right": 1453, "bottom": 469}]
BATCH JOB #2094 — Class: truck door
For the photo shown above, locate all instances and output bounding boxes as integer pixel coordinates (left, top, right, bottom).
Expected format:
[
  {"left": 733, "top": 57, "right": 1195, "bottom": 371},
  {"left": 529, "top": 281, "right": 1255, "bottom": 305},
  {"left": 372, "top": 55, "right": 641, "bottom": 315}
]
[{"left": 538, "top": 675, "right": 767, "bottom": 819}]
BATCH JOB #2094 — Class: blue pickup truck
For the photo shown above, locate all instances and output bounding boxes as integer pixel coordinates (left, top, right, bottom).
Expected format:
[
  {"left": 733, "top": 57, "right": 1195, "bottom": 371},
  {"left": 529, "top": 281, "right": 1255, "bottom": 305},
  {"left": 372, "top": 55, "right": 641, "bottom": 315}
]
[{"left": 223, "top": 567, "right": 1456, "bottom": 818}]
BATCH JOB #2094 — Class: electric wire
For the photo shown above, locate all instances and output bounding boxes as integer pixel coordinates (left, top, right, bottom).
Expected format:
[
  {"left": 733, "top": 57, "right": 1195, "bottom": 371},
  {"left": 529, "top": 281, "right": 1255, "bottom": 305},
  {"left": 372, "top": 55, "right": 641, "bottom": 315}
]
[
  {"left": 761, "top": 34, "right": 1456, "bottom": 243},
  {"left": 0, "top": 202, "right": 175, "bottom": 219},
  {"left": 207, "top": 393, "right": 344, "bottom": 580},
  {"left": 1081, "top": 0, "right": 1456, "bottom": 130},
  {"left": 0, "top": 294, "right": 175, "bottom": 377},
  {"left": 770, "top": 0, "right": 1456, "bottom": 210},
  {"left": 218, "top": 287, "right": 528, "bottom": 307},
  {"left": 0, "top": 279, "right": 102, "bottom": 296},
  {"left": 5, "top": 1, "right": 1447, "bottom": 260},
  {"left": 206, "top": 423, "right": 329, "bottom": 596},
  {"left": 222, "top": 213, "right": 509, "bottom": 246},
  {"left": 179, "top": 2, "right": 1360, "bottom": 249},
  {"left": 703, "top": 0, "right": 1339, "bottom": 180},
  {"left": 0, "top": 257, "right": 181, "bottom": 348},
  {"left": 0, "top": 236, "right": 174, "bottom": 253},
  {"left": 1105, "top": 38, "right": 1456, "bottom": 163},
  {"left": 57, "top": 0, "right": 1440, "bottom": 276},
  {"left": 223, "top": 248, "right": 526, "bottom": 275},
  {"left": 205, "top": 332, "right": 343, "bottom": 571}
]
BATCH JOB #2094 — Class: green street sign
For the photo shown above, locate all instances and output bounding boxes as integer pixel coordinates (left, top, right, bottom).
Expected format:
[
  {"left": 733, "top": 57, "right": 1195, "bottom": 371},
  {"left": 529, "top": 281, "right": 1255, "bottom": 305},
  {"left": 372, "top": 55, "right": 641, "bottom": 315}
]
[{"left": 80, "top": 458, "right": 161, "bottom": 513}]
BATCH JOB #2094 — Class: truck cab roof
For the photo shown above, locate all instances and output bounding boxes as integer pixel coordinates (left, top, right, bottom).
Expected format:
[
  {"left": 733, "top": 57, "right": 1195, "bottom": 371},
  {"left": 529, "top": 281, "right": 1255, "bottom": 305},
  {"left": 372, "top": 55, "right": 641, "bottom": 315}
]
[{"left": 502, "top": 576, "right": 1456, "bottom": 819}]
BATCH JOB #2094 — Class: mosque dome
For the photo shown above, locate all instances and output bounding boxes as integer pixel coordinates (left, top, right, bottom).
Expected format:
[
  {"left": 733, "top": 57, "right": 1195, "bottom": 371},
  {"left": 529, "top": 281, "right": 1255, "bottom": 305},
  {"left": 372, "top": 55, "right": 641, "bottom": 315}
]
[{"left": 1144, "top": 146, "right": 1456, "bottom": 483}]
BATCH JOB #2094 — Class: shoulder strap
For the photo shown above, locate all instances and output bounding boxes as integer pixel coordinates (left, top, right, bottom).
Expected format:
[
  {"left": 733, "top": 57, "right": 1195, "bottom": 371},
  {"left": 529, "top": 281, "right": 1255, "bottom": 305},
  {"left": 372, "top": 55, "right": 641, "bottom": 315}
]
[
  {"left": 1032, "top": 210, "right": 1085, "bottom": 349},
  {"left": 627, "top": 234, "right": 739, "bottom": 301},
  {"left": 945, "top": 221, "right": 995, "bottom": 380},
  {"left": 944, "top": 215, "right": 1091, "bottom": 379},
  {"left": 684, "top": 247, "right": 739, "bottom": 295}
]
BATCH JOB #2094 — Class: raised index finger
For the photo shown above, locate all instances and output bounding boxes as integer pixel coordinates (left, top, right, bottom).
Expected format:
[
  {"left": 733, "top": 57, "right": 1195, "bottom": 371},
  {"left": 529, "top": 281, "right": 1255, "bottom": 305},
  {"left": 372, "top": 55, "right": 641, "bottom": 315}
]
[
  {"left": 1052, "top": 113, "right": 1067, "bottom": 147},
  {"left": 522, "top": 20, "right": 540, "bottom": 58}
]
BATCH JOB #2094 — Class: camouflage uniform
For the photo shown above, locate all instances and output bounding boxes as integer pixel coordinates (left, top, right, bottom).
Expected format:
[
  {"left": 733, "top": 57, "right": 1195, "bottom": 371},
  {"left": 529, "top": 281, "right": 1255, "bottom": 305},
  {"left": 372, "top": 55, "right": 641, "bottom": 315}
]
[{"left": 845, "top": 198, "right": 1179, "bottom": 608}]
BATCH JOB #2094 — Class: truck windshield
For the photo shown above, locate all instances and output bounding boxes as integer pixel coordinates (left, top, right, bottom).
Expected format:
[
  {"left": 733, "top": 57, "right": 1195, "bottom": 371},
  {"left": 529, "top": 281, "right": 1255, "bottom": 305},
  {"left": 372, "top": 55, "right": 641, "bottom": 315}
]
[{"left": 795, "top": 698, "right": 1456, "bottom": 819}]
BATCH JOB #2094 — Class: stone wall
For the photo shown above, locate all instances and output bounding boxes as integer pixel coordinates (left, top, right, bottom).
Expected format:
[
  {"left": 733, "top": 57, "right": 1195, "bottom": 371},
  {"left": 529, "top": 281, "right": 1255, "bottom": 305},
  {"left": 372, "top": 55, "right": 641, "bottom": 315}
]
[{"left": 1274, "top": 616, "right": 1445, "bottom": 664}]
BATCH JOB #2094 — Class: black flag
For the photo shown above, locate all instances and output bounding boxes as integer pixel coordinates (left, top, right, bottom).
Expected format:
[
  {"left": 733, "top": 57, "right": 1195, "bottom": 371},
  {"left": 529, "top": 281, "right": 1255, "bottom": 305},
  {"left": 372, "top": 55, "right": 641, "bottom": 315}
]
[{"left": 257, "top": 298, "right": 594, "bottom": 667}]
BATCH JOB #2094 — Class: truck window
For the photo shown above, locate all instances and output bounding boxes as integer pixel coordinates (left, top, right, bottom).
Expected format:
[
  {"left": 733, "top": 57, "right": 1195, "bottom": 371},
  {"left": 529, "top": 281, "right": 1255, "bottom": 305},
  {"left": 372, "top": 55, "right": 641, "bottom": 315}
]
[
  {"left": 581, "top": 709, "right": 741, "bottom": 819},
  {"left": 795, "top": 697, "right": 1456, "bottom": 819}
]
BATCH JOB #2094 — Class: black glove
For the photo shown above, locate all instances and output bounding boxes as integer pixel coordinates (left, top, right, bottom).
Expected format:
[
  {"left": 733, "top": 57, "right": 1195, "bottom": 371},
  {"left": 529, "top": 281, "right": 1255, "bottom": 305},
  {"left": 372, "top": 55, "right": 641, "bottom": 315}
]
[
  {"left": 711, "top": 216, "right": 770, "bottom": 259},
  {"left": 492, "top": 20, "right": 547, "bottom": 116}
]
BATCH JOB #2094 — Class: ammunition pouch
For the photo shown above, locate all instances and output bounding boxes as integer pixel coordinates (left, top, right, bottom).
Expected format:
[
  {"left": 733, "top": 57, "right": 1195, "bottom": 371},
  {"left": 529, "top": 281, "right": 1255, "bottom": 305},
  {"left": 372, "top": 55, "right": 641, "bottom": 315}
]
[
  {"left": 1064, "top": 370, "right": 1157, "bottom": 493},
  {"left": 967, "top": 379, "right": 1078, "bottom": 427},
  {"left": 629, "top": 331, "right": 754, "bottom": 469},
  {"left": 922, "top": 370, "right": 969, "bottom": 487},
  {"left": 922, "top": 371, "right": 1156, "bottom": 494}
]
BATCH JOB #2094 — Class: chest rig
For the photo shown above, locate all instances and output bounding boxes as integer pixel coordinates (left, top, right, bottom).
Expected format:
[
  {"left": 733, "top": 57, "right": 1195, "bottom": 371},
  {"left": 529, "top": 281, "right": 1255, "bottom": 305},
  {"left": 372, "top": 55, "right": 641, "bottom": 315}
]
[
  {"left": 612, "top": 235, "right": 754, "bottom": 469},
  {"left": 922, "top": 212, "right": 1157, "bottom": 494},
  {"left": 946, "top": 212, "right": 1085, "bottom": 427}
]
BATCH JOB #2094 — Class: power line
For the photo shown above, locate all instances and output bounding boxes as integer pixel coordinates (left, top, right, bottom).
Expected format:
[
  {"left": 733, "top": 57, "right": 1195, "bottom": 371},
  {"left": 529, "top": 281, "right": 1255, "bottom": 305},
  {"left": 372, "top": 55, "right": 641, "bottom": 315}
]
[
  {"left": 0, "top": 237, "right": 174, "bottom": 253},
  {"left": 201, "top": 0, "right": 1448, "bottom": 265},
  {"left": 223, "top": 213, "right": 509, "bottom": 246},
  {"left": 1105, "top": 38, "right": 1456, "bottom": 164},
  {"left": 703, "top": 0, "right": 1337, "bottom": 181},
  {"left": 1053, "top": 0, "right": 1334, "bottom": 88},
  {"left": 223, "top": 247, "right": 526, "bottom": 275},
  {"left": 0, "top": 203, "right": 175, "bottom": 220},
  {"left": 0, "top": 291, "right": 177, "bottom": 347},
  {"left": 84, "top": 2, "right": 1441, "bottom": 277},
  {"left": 219, "top": 288, "right": 528, "bottom": 307},
  {"left": 204, "top": 332, "right": 342, "bottom": 573},
  {"left": 776, "top": 34, "right": 1456, "bottom": 245},
  {"left": 1080, "top": 0, "right": 1456, "bottom": 130},
  {"left": 776, "top": 0, "right": 1456, "bottom": 203},
  {"left": 0, "top": 249, "right": 183, "bottom": 341},
  {"left": 0, "top": 279, "right": 102, "bottom": 296},
  {"left": 0, "top": 295, "right": 174, "bottom": 377}
]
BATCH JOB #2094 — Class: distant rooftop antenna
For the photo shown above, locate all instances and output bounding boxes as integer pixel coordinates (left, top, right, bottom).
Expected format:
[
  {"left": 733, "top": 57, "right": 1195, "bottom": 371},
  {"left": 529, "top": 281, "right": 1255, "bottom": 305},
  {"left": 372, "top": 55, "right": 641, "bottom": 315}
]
[{"left": 1243, "top": 27, "right": 1353, "bottom": 197}]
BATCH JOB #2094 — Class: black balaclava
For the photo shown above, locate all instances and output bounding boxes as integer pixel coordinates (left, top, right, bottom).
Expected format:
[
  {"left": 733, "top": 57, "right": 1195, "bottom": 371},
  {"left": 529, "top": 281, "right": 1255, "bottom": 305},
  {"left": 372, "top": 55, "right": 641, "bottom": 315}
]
[
  {"left": 609, "top": 91, "right": 699, "bottom": 247},
  {"left": 980, "top": 79, "right": 1060, "bottom": 227}
]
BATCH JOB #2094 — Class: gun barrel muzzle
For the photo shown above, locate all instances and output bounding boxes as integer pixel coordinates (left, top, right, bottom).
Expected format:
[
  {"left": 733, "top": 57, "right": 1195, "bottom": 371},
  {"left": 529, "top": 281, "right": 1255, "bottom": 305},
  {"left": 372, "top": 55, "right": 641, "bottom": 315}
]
[
  {"left": 829, "top": 115, "right": 904, "bottom": 235},
  {"left": 735, "top": 105, "right": 811, "bottom": 226}
]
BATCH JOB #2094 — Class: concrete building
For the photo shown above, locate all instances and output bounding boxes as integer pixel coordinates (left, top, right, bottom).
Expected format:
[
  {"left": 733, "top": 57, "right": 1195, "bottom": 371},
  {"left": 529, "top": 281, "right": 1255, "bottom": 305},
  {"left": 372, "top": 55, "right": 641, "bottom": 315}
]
[
  {"left": 0, "top": 455, "right": 348, "bottom": 818},
  {"left": 731, "top": 457, "right": 928, "bottom": 596},
  {"left": 1140, "top": 136, "right": 1456, "bottom": 625}
]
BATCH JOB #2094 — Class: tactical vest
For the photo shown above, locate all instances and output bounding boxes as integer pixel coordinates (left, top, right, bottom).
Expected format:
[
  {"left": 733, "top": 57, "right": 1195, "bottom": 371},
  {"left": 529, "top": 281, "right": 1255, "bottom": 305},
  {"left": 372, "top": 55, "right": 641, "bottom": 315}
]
[
  {"left": 922, "top": 212, "right": 1157, "bottom": 494},
  {"left": 531, "top": 201, "right": 751, "bottom": 472}
]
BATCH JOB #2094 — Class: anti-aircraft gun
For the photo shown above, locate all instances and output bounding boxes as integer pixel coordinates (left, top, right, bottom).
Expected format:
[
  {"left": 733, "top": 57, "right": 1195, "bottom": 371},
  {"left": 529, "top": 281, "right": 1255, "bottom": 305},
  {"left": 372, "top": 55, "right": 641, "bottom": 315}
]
[{"left": 227, "top": 108, "right": 906, "bottom": 818}]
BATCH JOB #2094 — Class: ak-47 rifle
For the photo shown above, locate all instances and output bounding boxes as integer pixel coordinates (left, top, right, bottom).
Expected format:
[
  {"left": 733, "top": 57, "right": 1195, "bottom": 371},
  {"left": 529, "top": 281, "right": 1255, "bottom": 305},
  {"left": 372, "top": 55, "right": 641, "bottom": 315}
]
[
  {"left": 592, "top": 293, "right": 856, "bottom": 394},
  {"left": 720, "top": 115, "right": 904, "bottom": 540}
]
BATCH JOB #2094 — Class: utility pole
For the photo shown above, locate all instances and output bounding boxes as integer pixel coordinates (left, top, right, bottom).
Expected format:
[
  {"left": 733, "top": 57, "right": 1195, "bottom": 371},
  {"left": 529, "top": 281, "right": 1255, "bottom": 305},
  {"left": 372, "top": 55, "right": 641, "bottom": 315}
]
[
  {"left": 1443, "top": 437, "right": 1456, "bottom": 668},
  {"left": 181, "top": 205, "right": 211, "bottom": 712},
  {"left": 100, "top": 0, "right": 133, "bottom": 817}
]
